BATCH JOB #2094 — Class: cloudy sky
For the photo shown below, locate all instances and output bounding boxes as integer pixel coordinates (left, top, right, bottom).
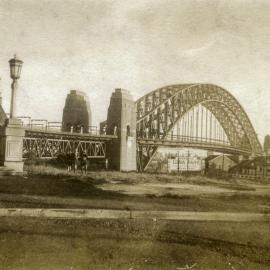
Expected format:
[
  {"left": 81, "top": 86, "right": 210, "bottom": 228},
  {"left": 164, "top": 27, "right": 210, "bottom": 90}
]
[{"left": 0, "top": 0, "right": 270, "bottom": 143}]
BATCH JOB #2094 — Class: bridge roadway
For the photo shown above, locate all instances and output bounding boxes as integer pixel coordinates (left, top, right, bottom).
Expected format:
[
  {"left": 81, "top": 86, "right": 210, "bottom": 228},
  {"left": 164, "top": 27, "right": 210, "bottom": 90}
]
[
  {"left": 24, "top": 128, "right": 254, "bottom": 158},
  {"left": 25, "top": 128, "right": 117, "bottom": 141},
  {"left": 137, "top": 137, "right": 255, "bottom": 156}
]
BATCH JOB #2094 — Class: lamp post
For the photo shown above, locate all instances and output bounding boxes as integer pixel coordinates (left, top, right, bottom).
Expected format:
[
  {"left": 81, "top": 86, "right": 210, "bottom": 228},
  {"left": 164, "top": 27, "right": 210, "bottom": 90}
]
[
  {"left": 0, "top": 55, "right": 25, "bottom": 172},
  {"left": 9, "top": 55, "right": 23, "bottom": 119}
]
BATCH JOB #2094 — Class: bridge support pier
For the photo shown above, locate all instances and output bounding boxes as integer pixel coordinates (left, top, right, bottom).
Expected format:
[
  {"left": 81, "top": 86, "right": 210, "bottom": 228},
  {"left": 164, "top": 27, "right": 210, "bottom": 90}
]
[
  {"left": 106, "top": 89, "right": 137, "bottom": 171},
  {"left": 0, "top": 118, "right": 25, "bottom": 173}
]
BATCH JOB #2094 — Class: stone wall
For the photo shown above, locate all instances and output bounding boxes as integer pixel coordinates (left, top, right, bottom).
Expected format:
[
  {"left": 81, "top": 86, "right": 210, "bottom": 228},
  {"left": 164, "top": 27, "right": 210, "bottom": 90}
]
[{"left": 106, "top": 89, "right": 137, "bottom": 171}]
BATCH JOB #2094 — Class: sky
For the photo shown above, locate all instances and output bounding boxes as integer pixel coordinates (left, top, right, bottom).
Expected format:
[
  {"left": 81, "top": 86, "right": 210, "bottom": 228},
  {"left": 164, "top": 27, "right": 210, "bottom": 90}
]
[{"left": 0, "top": 0, "right": 270, "bottom": 143}]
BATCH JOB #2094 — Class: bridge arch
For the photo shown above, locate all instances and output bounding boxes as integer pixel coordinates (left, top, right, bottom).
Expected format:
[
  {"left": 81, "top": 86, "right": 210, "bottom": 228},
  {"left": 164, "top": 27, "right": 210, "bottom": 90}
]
[{"left": 136, "top": 84, "right": 262, "bottom": 170}]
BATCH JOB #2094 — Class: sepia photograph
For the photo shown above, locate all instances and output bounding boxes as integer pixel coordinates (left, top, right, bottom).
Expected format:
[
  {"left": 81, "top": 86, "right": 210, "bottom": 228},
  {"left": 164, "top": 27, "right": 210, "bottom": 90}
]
[{"left": 0, "top": 0, "right": 270, "bottom": 269}]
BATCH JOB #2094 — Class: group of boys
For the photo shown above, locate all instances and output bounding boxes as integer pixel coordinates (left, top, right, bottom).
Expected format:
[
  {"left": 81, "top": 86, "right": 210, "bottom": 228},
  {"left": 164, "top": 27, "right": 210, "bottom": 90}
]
[{"left": 66, "top": 150, "right": 88, "bottom": 173}]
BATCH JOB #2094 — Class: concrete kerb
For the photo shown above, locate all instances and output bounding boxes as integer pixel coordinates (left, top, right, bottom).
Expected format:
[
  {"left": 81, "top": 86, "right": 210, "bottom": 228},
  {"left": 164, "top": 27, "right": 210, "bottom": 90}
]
[{"left": 0, "top": 208, "right": 270, "bottom": 222}]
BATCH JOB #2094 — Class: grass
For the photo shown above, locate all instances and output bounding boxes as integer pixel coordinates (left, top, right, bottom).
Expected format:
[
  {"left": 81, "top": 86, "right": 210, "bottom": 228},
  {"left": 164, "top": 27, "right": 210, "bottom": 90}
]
[
  {"left": 25, "top": 163, "right": 266, "bottom": 186},
  {"left": 1, "top": 164, "right": 270, "bottom": 269},
  {"left": 0, "top": 217, "right": 269, "bottom": 269},
  {"left": 0, "top": 164, "right": 269, "bottom": 213}
]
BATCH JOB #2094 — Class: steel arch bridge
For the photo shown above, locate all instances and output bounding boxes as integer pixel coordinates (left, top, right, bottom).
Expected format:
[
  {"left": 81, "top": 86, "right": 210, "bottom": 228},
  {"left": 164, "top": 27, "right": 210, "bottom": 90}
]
[{"left": 136, "top": 83, "right": 262, "bottom": 171}]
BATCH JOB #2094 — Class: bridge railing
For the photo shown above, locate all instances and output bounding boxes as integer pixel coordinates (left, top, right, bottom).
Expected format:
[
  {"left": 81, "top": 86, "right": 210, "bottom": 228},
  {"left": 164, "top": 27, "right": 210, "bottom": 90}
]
[
  {"left": 17, "top": 117, "right": 102, "bottom": 136},
  {"left": 25, "top": 124, "right": 101, "bottom": 135}
]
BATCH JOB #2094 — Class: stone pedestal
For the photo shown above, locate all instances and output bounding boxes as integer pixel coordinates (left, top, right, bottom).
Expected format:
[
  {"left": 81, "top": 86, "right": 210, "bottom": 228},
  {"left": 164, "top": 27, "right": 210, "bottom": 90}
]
[
  {"left": 0, "top": 118, "right": 25, "bottom": 172},
  {"left": 106, "top": 89, "right": 137, "bottom": 171}
]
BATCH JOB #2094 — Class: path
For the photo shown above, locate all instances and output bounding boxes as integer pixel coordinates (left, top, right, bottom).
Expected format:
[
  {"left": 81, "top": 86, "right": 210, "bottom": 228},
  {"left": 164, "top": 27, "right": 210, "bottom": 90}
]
[{"left": 0, "top": 208, "right": 269, "bottom": 222}]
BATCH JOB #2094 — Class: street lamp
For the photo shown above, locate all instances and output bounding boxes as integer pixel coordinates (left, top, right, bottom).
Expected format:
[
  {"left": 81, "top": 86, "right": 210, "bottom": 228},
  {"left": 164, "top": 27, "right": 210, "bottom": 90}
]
[{"left": 9, "top": 54, "right": 23, "bottom": 119}]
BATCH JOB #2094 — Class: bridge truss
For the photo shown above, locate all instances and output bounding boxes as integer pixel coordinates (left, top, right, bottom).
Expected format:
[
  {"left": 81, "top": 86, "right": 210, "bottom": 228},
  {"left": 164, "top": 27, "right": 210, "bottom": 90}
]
[
  {"left": 136, "top": 84, "right": 262, "bottom": 171},
  {"left": 23, "top": 129, "right": 115, "bottom": 159}
]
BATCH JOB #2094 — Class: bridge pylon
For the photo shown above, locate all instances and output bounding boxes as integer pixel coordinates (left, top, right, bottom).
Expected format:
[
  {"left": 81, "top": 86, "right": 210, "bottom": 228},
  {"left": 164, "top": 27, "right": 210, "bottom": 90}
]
[{"left": 106, "top": 89, "right": 137, "bottom": 171}]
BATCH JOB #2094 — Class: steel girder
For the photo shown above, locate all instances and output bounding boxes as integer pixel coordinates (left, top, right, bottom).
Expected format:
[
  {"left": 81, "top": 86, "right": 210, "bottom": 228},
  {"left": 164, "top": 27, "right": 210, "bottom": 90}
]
[
  {"left": 23, "top": 137, "right": 106, "bottom": 159},
  {"left": 136, "top": 84, "right": 262, "bottom": 171},
  {"left": 23, "top": 129, "right": 117, "bottom": 158}
]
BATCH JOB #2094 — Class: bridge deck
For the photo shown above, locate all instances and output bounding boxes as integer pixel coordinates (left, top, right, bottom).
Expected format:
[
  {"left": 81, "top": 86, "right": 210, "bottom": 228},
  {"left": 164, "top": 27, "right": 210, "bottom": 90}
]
[
  {"left": 25, "top": 128, "right": 117, "bottom": 141},
  {"left": 137, "top": 138, "right": 255, "bottom": 156}
]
